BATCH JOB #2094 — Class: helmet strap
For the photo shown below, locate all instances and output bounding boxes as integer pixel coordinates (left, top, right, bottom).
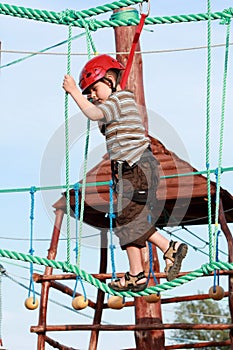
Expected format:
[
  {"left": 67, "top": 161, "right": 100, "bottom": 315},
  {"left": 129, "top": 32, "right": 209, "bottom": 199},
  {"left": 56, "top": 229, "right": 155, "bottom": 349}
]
[{"left": 101, "top": 77, "right": 117, "bottom": 93}]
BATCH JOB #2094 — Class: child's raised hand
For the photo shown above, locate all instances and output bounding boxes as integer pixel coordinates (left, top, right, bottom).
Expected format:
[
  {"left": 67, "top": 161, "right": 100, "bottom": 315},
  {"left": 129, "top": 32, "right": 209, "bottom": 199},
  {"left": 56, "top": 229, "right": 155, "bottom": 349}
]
[{"left": 63, "top": 75, "right": 77, "bottom": 94}]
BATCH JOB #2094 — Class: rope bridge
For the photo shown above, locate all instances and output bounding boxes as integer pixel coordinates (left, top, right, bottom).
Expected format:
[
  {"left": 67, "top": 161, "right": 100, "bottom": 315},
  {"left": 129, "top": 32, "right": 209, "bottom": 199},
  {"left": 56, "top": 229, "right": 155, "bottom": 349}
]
[
  {"left": 0, "top": 248, "right": 232, "bottom": 298},
  {"left": 1, "top": 1, "right": 233, "bottom": 28},
  {"left": 0, "top": 0, "right": 233, "bottom": 298}
]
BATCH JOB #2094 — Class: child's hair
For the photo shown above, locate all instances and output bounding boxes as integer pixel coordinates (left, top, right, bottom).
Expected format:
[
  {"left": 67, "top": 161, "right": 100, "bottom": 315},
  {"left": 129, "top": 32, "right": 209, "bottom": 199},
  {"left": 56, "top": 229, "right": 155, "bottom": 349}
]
[{"left": 105, "top": 69, "right": 123, "bottom": 87}]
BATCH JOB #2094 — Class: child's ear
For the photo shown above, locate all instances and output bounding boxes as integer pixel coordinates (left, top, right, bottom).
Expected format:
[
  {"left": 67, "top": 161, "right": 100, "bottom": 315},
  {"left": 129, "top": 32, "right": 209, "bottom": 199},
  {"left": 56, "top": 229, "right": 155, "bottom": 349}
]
[{"left": 106, "top": 72, "right": 116, "bottom": 84}]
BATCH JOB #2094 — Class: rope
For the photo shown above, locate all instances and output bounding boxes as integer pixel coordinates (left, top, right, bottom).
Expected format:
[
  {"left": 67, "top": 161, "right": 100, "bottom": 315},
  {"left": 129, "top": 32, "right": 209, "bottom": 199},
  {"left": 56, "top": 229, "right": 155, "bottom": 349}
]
[
  {"left": 0, "top": 0, "right": 145, "bottom": 25},
  {"left": 73, "top": 183, "right": 79, "bottom": 264},
  {"left": 0, "top": 265, "right": 5, "bottom": 347},
  {"left": 148, "top": 242, "right": 159, "bottom": 288},
  {"left": 109, "top": 180, "right": 116, "bottom": 280},
  {"left": 72, "top": 275, "right": 87, "bottom": 301},
  {"left": 0, "top": 181, "right": 111, "bottom": 194},
  {"left": 213, "top": 230, "right": 221, "bottom": 291},
  {"left": 4, "top": 41, "right": 233, "bottom": 58},
  {"left": 206, "top": 0, "right": 213, "bottom": 264},
  {"left": 1, "top": 166, "right": 233, "bottom": 194},
  {"left": 212, "top": 18, "right": 231, "bottom": 261},
  {"left": 6, "top": 271, "right": 111, "bottom": 322},
  {"left": 28, "top": 187, "right": 36, "bottom": 302},
  {"left": 1, "top": 2, "right": 233, "bottom": 28},
  {"left": 64, "top": 22, "right": 73, "bottom": 264},
  {"left": 74, "top": 15, "right": 97, "bottom": 269},
  {"left": 0, "top": 248, "right": 233, "bottom": 297},
  {"left": 0, "top": 31, "right": 86, "bottom": 70}
]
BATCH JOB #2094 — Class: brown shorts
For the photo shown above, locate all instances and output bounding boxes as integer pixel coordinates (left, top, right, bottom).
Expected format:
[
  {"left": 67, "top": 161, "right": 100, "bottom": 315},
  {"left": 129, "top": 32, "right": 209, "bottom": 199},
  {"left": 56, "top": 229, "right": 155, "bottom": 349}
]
[{"left": 113, "top": 148, "right": 160, "bottom": 249}]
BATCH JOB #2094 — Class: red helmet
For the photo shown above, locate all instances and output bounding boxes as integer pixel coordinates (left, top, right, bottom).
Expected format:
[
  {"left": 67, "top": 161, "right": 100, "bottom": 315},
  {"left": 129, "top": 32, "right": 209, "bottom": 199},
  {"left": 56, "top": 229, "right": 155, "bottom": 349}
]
[{"left": 79, "top": 54, "right": 125, "bottom": 94}]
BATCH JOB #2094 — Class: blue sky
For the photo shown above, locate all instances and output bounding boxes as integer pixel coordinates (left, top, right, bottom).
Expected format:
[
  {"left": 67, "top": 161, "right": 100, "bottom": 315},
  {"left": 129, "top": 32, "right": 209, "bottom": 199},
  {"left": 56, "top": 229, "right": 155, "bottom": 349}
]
[{"left": 1, "top": 1, "right": 233, "bottom": 349}]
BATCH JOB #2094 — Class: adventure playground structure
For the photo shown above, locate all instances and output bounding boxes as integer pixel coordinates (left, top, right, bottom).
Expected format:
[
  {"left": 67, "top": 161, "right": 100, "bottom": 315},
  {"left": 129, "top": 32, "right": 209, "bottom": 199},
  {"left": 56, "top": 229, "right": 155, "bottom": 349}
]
[{"left": 1, "top": 1, "right": 233, "bottom": 349}]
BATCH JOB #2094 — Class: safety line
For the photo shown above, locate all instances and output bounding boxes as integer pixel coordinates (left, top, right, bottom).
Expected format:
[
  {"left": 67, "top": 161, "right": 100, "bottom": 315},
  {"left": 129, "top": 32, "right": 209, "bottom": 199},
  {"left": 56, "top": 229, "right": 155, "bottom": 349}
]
[
  {"left": 0, "top": 166, "right": 232, "bottom": 194},
  {"left": 1, "top": 2, "right": 233, "bottom": 28}
]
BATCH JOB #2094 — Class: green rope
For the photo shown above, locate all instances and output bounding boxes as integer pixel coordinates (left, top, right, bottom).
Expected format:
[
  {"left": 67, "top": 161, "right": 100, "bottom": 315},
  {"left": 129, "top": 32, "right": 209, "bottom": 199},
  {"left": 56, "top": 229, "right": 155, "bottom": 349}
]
[
  {"left": 0, "top": 33, "right": 85, "bottom": 69},
  {"left": 110, "top": 7, "right": 139, "bottom": 23},
  {"left": 0, "top": 0, "right": 144, "bottom": 25},
  {"left": 206, "top": 0, "right": 213, "bottom": 264},
  {"left": 1, "top": 2, "right": 233, "bottom": 28},
  {"left": 213, "top": 19, "right": 231, "bottom": 260},
  {"left": 72, "top": 13, "right": 98, "bottom": 268},
  {"left": 0, "top": 181, "right": 111, "bottom": 194},
  {"left": 0, "top": 248, "right": 233, "bottom": 297},
  {"left": 64, "top": 23, "right": 73, "bottom": 264},
  {"left": 0, "top": 166, "right": 233, "bottom": 194},
  {"left": 0, "top": 267, "right": 3, "bottom": 346},
  {"left": 73, "top": 0, "right": 144, "bottom": 19},
  {"left": 0, "top": 31, "right": 86, "bottom": 70}
]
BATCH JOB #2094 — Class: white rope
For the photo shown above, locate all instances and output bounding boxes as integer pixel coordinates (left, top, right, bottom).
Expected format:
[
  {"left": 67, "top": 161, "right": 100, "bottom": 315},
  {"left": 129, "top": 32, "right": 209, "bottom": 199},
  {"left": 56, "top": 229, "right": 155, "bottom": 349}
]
[{"left": 1, "top": 41, "right": 233, "bottom": 56}]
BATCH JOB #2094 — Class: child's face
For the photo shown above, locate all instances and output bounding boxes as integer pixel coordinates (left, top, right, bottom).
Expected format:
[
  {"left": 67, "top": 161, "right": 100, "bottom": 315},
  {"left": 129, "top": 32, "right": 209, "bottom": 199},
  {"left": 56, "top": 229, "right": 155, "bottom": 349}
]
[{"left": 88, "top": 80, "right": 112, "bottom": 103}]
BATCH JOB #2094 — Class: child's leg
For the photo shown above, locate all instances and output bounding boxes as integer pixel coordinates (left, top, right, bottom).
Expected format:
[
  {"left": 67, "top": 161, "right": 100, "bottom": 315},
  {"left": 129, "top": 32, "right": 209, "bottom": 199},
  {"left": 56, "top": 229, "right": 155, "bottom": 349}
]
[
  {"left": 126, "top": 246, "right": 146, "bottom": 277},
  {"left": 119, "top": 246, "right": 147, "bottom": 286},
  {"left": 148, "top": 230, "right": 171, "bottom": 252},
  {"left": 108, "top": 246, "right": 148, "bottom": 291},
  {"left": 148, "top": 230, "right": 188, "bottom": 281}
]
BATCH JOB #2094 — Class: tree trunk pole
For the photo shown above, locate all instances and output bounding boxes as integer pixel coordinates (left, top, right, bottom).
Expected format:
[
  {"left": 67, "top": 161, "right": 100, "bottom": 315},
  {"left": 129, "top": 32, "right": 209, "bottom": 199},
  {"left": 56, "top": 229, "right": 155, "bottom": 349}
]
[
  {"left": 37, "top": 209, "right": 64, "bottom": 350},
  {"left": 113, "top": 7, "right": 149, "bottom": 136},
  {"left": 219, "top": 199, "right": 233, "bottom": 349},
  {"left": 113, "top": 7, "right": 164, "bottom": 350}
]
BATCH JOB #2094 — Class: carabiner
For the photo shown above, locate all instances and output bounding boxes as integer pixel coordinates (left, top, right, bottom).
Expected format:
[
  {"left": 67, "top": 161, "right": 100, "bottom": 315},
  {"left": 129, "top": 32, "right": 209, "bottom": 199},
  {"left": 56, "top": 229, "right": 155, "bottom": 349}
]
[{"left": 139, "top": 0, "right": 150, "bottom": 17}]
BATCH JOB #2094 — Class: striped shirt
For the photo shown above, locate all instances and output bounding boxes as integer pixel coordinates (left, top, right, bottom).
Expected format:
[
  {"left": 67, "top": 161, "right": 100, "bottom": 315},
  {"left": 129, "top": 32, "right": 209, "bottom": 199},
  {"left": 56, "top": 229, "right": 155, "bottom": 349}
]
[{"left": 98, "top": 90, "right": 150, "bottom": 166}]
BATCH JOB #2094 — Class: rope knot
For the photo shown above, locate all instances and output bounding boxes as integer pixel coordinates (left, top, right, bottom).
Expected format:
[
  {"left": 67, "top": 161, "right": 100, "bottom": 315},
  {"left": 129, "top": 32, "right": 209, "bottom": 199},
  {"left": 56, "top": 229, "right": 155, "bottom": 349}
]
[
  {"left": 73, "top": 182, "right": 80, "bottom": 191},
  {"left": 73, "top": 11, "right": 97, "bottom": 31},
  {"left": 62, "top": 261, "right": 71, "bottom": 272},
  {"left": 201, "top": 263, "right": 213, "bottom": 275},
  {"left": 28, "top": 248, "right": 34, "bottom": 255},
  {"left": 220, "top": 8, "right": 232, "bottom": 25},
  {"left": 88, "top": 19, "right": 98, "bottom": 32},
  {"left": 59, "top": 9, "right": 76, "bottom": 24},
  {"left": 30, "top": 186, "right": 36, "bottom": 194},
  {"left": 105, "top": 212, "right": 116, "bottom": 219}
]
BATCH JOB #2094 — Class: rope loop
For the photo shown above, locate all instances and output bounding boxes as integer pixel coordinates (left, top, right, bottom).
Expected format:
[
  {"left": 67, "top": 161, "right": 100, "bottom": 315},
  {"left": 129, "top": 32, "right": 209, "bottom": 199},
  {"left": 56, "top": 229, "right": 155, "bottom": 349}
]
[
  {"left": 148, "top": 242, "right": 159, "bottom": 287},
  {"left": 139, "top": 0, "right": 150, "bottom": 17},
  {"left": 201, "top": 263, "right": 213, "bottom": 275},
  {"left": 87, "top": 18, "right": 98, "bottom": 32},
  {"left": 58, "top": 9, "right": 76, "bottom": 24},
  {"left": 28, "top": 248, "right": 34, "bottom": 255},
  {"left": 220, "top": 8, "right": 233, "bottom": 25},
  {"left": 72, "top": 275, "right": 87, "bottom": 300},
  {"left": 62, "top": 261, "right": 71, "bottom": 273},
  {"left": 29, "top": 186, "right": 36, "bottom": 195}
]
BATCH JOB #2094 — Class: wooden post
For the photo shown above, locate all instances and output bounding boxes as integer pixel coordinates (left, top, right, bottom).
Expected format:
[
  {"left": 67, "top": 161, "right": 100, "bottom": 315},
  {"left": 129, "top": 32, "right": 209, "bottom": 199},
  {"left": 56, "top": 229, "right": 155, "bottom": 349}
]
[
  {"left": 88, "top": 229, "right": 108, "bottom": 350},
  {"left": 114, "top": 7, "right": 148, "bottom": 136},
  {"left": 113, "top": 7, "right": 165, "bottom": 350},
  {"left": 219, "top": 199, "right": 233, "bottom": 349}
]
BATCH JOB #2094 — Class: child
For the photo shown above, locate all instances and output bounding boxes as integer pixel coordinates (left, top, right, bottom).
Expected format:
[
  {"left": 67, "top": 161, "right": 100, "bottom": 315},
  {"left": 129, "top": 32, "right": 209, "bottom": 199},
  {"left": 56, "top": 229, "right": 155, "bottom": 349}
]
[{"left": 63, "top": 54, "right": 188, "bottom": 292}]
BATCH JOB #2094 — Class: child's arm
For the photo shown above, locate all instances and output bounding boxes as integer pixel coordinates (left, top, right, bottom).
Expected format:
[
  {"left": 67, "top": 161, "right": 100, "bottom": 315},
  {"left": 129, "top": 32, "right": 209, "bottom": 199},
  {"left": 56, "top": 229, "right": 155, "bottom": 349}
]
[{"left": 62, "top": 75, "right": 104, "bottom": 121}]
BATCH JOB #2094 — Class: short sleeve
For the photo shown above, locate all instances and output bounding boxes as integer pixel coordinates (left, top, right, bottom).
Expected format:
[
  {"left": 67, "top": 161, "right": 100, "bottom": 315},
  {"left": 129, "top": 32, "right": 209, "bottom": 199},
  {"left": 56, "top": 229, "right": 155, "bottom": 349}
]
[{"left": 98, "top": 94, "right": 121, "bottom": 123}]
